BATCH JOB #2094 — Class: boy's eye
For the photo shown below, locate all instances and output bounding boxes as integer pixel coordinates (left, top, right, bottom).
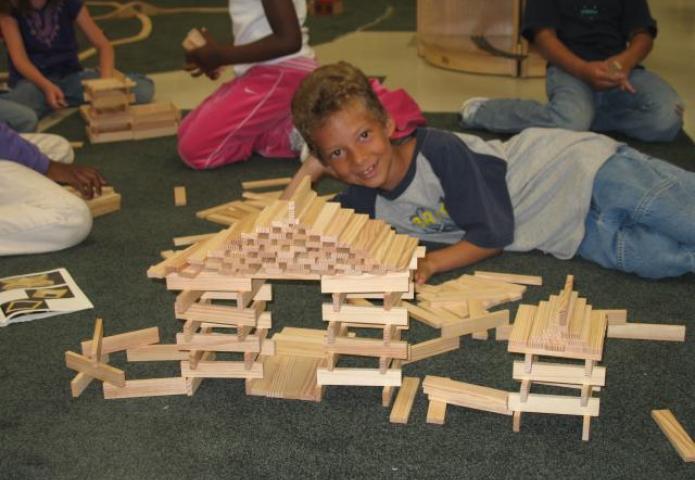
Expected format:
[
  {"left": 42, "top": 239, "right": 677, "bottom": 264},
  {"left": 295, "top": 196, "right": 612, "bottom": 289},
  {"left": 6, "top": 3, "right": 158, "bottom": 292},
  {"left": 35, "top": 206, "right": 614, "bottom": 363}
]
[
  {"left": 329, "top": 149, "right": 343, "bottom": 160},
  {"left": 359, "top": 130, "right": 370, "bottom": 140}
]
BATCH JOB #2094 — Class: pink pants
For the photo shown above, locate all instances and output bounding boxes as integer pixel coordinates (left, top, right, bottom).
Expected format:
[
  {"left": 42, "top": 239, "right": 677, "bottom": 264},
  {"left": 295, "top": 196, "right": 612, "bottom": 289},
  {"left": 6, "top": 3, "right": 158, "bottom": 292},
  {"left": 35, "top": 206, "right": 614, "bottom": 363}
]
[{"left": 178, "top": 59, "right": 426, "bottom": 170}]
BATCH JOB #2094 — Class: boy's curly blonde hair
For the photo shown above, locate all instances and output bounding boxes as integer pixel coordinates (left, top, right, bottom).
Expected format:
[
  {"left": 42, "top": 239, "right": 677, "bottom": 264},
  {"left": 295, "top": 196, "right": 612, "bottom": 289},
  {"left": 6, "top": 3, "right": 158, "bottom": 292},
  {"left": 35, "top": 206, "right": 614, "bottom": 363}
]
[{"left": 292, "top": 62, "right": 388, "bottom": 161}]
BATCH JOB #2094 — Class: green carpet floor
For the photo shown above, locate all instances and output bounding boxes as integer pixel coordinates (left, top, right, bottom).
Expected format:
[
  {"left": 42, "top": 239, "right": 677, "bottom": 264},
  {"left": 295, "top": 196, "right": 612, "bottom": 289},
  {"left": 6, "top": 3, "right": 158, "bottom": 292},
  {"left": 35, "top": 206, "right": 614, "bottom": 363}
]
[{"left": 1, "top": 1, "right": 694, "bottom": 479}]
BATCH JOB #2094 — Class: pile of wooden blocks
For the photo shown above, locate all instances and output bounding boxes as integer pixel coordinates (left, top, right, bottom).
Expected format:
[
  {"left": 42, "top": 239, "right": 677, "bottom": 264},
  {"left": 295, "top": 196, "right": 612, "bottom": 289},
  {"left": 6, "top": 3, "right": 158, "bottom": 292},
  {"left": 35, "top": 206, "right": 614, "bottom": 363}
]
[
  {"left": 80, "top": 75, "right": 179, "bottom": 143},
  {"left": 159, "top": 178, "right": 419, "bottom": 278}
]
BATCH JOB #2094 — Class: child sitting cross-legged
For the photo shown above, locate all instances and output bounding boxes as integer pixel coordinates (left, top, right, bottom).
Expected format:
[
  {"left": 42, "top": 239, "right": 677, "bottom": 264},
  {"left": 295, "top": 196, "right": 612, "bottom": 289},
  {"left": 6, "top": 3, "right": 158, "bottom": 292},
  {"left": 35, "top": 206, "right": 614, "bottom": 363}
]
[{"left": 288, "top": 62, "right": 695, "bottom": 282}]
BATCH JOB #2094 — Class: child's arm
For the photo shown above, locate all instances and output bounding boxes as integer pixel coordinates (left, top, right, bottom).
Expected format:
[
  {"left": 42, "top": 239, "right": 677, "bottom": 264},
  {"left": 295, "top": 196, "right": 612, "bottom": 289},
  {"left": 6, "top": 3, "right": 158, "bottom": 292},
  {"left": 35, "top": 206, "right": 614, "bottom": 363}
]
[
  {"left": 186, "top": 0, "right": 302, "bottom": 75},
  {"left": 0, "top": 13, "right": 66, "bottom": 108},
  {"left": 533, "top": 27, "right": 624, "bottom": 91},
  {"left": 415, "top": 240, "right": 502, "bottom": 284},
  {"left": 45, "top": 161, "right": 106, "bottom": 199},
  {"left": 606, "top": 31, "right": 653, "bottom": 93},
  {"left": 280, "top": 154, "right": 333, "bottom": 200},
  {"left": 75, "top": 5, "right": 114, "bottom": 78}
]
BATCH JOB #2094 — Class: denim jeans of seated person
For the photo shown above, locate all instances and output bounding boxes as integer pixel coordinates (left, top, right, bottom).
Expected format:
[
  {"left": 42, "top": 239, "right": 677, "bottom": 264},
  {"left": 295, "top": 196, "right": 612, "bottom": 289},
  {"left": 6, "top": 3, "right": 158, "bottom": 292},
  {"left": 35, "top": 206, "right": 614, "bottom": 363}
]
[{"left": 577, "top": 146, "right": 695, "bottom": 279}]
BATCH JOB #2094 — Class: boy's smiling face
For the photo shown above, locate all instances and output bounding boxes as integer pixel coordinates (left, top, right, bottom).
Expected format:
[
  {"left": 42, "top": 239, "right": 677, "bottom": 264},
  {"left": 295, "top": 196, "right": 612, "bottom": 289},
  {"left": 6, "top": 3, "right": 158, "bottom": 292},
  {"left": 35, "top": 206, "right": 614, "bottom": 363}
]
[{"left": 312, "top": 99, "right": 411, "bottom": 191}]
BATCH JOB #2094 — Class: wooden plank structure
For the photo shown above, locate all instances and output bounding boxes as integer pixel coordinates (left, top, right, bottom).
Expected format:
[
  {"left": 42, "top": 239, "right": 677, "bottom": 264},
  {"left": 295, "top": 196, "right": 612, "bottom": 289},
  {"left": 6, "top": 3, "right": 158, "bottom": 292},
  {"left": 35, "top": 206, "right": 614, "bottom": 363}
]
[
  {"left": 417, "top": 0, "right": 546, "bottom": 78},
  {"left": 81, "top": 74, "right": 180, "bottom": 143},
  {"left": 144, "top": 178, "right": 424, "bottom": 401},
  {"left": 64, "top": 185, "right": 122, "bottom": 218},
  {"left": 507, "top": 275, "right": 609, "bottom": 441}
]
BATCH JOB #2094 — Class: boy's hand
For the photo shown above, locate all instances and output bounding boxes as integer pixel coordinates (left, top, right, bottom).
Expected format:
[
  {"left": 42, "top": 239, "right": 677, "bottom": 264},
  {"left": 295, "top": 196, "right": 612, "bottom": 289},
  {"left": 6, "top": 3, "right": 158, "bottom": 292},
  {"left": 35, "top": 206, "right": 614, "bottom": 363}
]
[
  {"left": 581, "top": 61, "right": 624, "bottom": 91},
  {"left": 605, "top": 58, "right": 636, "bottom": 93},
  {"left": 185, "top": 30, "right": 224, "bottom": 74},
  {"left": 42, "top": 82, "right": 67, "bottom": 109},
  {"left": 415, "top": 257, "right": 436, "bottom": 285},
  {"left": 46, "top": 162, "right": 106, "bottom": 199}
]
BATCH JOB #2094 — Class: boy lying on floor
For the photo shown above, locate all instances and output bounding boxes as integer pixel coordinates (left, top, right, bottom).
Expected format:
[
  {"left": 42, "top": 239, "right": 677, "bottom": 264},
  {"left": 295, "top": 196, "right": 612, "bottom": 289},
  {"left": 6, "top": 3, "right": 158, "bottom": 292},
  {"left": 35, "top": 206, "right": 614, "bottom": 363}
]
[{"left": 286, "top": 62, "right": 695, "bottom": 282}]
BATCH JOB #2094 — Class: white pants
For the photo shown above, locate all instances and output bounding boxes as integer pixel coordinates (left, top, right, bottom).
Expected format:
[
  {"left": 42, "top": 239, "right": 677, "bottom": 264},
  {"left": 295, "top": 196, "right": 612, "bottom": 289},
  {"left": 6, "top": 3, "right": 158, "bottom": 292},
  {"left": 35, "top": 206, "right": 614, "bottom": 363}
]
[{"left": 0, "top": 134, "right": 92, "bottom": 256}]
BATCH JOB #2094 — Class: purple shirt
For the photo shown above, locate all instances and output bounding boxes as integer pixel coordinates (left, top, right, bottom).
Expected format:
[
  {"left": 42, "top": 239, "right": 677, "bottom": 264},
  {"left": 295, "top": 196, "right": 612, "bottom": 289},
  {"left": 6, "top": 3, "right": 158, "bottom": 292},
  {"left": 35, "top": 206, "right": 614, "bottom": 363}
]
[
  {"left": 8, "top": 0, "right": 83, "bottom": 87},
  {"left": 0, "top": 122, "right": 50, "bottom": 173}
]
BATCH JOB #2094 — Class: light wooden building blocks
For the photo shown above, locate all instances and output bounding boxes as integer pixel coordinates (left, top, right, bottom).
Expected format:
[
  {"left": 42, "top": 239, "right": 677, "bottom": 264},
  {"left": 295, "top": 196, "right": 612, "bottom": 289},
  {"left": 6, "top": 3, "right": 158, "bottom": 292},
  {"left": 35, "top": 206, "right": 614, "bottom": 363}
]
[
  {"left": 81, "top": 75, "right": 180, "bottom": 143},
  {"left": 507, "top": 275, "right": 608, "bottom": 441},
  {"left": 652, "top": 409, "right": 695, "bottom": 463},
  {"left": 64, "top": 185, "right": 122, "bottom": 218}
]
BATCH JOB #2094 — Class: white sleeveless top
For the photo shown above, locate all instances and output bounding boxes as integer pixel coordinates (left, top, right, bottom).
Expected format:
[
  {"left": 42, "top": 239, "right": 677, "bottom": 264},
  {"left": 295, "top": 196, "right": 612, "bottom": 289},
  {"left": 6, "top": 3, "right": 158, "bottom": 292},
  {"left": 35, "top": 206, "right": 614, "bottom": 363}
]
[{"left": 229, "top": 0, "right": 315, "bottom": 75}]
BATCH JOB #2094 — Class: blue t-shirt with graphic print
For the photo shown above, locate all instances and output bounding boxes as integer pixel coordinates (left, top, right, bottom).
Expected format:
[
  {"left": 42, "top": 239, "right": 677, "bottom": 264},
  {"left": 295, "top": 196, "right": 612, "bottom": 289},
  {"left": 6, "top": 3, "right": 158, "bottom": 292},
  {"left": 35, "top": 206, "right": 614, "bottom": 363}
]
[
  {"left": 335, "top": 127, "right": 515, "bottom": 249},
  {"left": 8, "top": 0, "right": 83, "bottom": 87}
]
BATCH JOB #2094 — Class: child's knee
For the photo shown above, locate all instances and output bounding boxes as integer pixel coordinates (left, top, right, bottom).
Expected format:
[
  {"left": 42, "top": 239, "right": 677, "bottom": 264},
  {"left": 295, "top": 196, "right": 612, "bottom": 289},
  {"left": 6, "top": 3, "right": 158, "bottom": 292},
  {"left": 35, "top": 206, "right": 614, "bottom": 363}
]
[
  {"left": 56, "top": 197, "right": 93, "bottom": 250},
  {"left": 132, "top": 75, "right": 155, "bottom": 104},
  {"left": 10, "top": 109, "right": 39, "bottom": 133}
]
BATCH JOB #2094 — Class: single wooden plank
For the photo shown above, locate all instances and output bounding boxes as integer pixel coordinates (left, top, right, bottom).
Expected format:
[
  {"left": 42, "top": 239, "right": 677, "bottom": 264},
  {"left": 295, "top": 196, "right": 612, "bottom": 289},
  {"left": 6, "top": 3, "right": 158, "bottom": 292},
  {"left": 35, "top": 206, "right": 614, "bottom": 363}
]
[
  {"left": 651, "top": 409, "right": 695, "bottom": 462},
  {"left": 512, "top": 361, "right": 606, "bottom": 386},
  {"left": 325, "top": 336, "right": 409, "bottom": 359},
  {"left": 103, "top": 377, "right": 188, "bottom": 399},
  {"left": 404, "top": 336, "right": 460, "bottom": 364},
  {"left": 81, "top": 327, "right": 159, "bottom": 355},
  {"left": 90, "top": 318, "right": 104, "bottom": 364},
  {"left": 180, "top": 360, "right": 263, "bottom": 379},
  {"left": 473, "top": 270, "right": 543, "bottom": 286},
  {"left": 174, "top": 186, "right": 187, "bottom": 206},
  {"left": 390, "top": 377, "right": 421, "bottom": 424},
  {"left": 426, "top": 399, "right": 447, "bottom": 425},
  {"left": 321, "top": 271, "right": 410, "bottom": 294},
  {"left": 126, "top": 344, "right": 190, "bottom": 361},
  {"left": 316, "top": 368, "right": 401, "bottom": 386},
  {"left": 423, "top": 376, "right": 511, "bottom": 416},
  {"left": 321, "top": 303, "right": 408, "bottom": 326},
  {"left": 173, "top": 233, "right": 216, "bottom": 247},
  {"left": 508, "top": 393, "right": 600, "bottom": 416},
  {"left": 70, "top": 372, "right": 94, "bottom": 398},
  {"left": 65, "top": 351, "right": 125, "bottom": 387},
  {"left": 441, "top": 310, "right": 509, "bottom": 338},
  {"left": 607, "top": 323, "right": 685, "bottom": 342},
  {"left": 241, "top": 177, "right": 292, "bottom": 190},
  {"left": 175, "top": 333, "right": 262, "bottom": 353}
]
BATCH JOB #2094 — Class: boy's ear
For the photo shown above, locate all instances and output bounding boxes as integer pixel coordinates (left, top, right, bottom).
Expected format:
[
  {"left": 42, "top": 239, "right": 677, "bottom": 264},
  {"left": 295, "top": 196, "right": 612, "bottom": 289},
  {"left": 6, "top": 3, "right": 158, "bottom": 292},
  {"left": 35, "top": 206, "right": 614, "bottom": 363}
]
[{"left": 385, "top": 115, "right": 396, "bottom": 138}]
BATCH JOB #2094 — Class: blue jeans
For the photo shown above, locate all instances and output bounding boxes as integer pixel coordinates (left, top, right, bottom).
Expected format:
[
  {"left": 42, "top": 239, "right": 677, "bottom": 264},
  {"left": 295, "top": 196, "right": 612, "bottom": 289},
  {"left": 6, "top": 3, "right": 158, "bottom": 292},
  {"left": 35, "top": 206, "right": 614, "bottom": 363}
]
[
  {"left": 471, "top": 66, "right": 684, "bottom": 142},
  {"left": 577, "top": 146, "right": 695, "bottom": 279},
  {"left": 0, "top": 69, "right": 154, "bottom": 132}
]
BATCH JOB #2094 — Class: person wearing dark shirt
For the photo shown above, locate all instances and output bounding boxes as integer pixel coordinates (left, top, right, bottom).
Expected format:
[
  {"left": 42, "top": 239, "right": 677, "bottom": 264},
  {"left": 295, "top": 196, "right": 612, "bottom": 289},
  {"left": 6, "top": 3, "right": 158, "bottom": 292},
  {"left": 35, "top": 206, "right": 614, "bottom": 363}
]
[{"left": 458, "top": 0, "right": 683, "bottom": 143}]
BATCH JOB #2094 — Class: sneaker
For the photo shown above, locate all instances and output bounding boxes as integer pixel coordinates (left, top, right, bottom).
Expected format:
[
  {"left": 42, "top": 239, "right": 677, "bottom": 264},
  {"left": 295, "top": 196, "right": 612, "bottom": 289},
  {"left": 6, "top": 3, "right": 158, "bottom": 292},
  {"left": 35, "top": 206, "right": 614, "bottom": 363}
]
[{"left": 458, "top": 97, "right": 488, "bottom": 128}]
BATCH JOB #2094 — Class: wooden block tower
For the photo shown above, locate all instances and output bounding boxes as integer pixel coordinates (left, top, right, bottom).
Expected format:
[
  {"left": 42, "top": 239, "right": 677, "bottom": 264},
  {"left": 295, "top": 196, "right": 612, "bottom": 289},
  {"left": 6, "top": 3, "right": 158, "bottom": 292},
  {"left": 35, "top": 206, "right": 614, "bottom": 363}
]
[
  {"left": 507, "top": 275, "right": 608, "bottom": 441},
  {"left": 145, "top": 178, "right": 422, "bottom": 401},
  {"left": 81, "top": 74, "right": 179, "bottom": 143}
]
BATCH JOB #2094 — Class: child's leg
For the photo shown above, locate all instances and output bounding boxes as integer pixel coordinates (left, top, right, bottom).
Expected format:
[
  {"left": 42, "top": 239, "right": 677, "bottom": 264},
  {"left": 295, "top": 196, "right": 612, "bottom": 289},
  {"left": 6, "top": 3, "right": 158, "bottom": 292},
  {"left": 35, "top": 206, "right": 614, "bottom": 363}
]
[
  {"left": 0, "top": 80, "right": 50, "bottom": 129},
  {"left": 466, "top": 66, "right": 595, "bottom": 133},
  {"left": 0, "top": 97, "right": 40, "bottom": 133},
  {"left": 593, "top": 69, "right": 684, "bottom": 142},
  {"left": 0, "top": 160, "right": 92, "bottom": 255},
  {"left": 178, "top": 64, "right": 312, "bottom": 170},
  {"left": 19, "top": 133, "right": 75, "bottom": 164},
  {"left": 577, "top": 146, "right": 695, "bottom": 278}
]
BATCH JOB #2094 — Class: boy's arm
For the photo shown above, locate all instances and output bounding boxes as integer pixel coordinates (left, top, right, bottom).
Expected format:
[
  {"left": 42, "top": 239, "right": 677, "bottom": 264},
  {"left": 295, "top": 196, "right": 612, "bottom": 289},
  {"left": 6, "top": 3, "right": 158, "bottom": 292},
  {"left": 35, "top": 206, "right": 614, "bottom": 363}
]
[
  {"left": 75, "top": 5, "right": 114, "bottom": 78},
  {"left": 415, "top": 240, "right": 502, "bottom": 284},
  {"left": 0, "top": 14, "right": 66, "bottom": 108},
  {"left": 186, "top": 0, "right": 302, "bottom": 74},
  {"left": 533, "top": 28, "right": 623, "bottom": 91},
  {"left": 280, "top": 154, "right": 333, "bottom": 200}
]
